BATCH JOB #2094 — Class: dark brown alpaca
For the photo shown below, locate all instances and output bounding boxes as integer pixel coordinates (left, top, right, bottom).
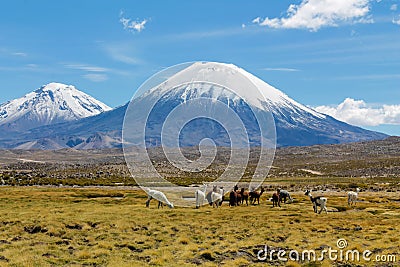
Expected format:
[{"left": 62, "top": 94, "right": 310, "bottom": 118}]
[
  {"left": 232, "top": 185, "right": 249, "bottom": 206},
  {"left": 272, "top": 192, "right": 280, "bottom": 207},
  {"left": 233, "top": 185, "right": 241, "bottom": 206},
  {"left": 229, "top": 190, "right": 238, "bottom": 207},
  {"left": 250, "top": 187, "right": 265, "bottom": 205},
  {"left": 235, "top": 188, "right": 244, "bottom": 205}
]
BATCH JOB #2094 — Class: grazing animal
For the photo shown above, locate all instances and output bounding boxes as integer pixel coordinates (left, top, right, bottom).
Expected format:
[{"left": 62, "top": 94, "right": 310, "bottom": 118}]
[
  {"left": 347, "top": 188, "right": 360, "bottom": 206},
  {"left": 233, "top": 185, "right": 246, "bottom": 206},
  {"left": 305, "top": 190, "right": 327, "bottom": 214},
  {"left": 278, "top": 189, "right": 293, "bottom": 203},
  {"left": 145, "top": 189, "right": 174, "bottom": 209},
  {"left": 249, "top": 187, "right": 265, "bottom": 205},
  {"left": 229, "top": 189, "right": 238, "bottom": 207},
  {"left": 241, "top": 188, "right": 249, "bottom": 206},
  {"left": 236, "top": 188, "right": 244, "bottom": 205},
  {"left": 211, "top": 187, "right": 224, "bottom": 208},
  {"left": 195, "top": 183, "right": 207, "bottom": 209},
  {"left": 272, "top": 192, "right": 280, "bottom": 207}
]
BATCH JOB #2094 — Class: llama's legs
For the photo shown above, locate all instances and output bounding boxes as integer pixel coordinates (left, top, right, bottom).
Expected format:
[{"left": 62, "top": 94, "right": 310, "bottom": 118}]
[{"left": 145, "top": 196, "right": 153, "bottom": 207}]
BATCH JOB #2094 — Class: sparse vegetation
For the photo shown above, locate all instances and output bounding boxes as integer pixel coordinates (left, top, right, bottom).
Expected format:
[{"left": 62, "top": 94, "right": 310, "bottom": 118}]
[
  {"left": 0, "top": 186, "right": 398, "bottom": 266},
  {"left": 0, "top": 138, "right": 398, "bottom": 266}
]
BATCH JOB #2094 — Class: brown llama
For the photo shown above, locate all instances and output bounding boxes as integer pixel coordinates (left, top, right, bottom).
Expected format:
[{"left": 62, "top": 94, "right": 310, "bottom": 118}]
[
  {"left": 236, "top": 188, "right": 245, "bottom": 205},
  {"left": 249, "top": 187, "right": 265, "bottom": 205},
  {"left": 241, "top": 188, "right": 249, "bottom": 206},
  {"left": 229, "top": 189, "right": 238, "bottom": 207},
  {"left": 272, "top": 191, "right": 280, "bottom": 207}
]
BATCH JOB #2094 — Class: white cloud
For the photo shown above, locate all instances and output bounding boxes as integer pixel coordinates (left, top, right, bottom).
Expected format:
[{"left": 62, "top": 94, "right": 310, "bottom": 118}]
[
  {"left": 102, "top": 43, "right": 141, "bottom": 65},
  {"left": 315, "top": 98, "right": 400, "bottom": 126},
  {"left": 12, "top": 52, "right": 27, "bottom": 57},
  {"left": 64, "top": 63, "right": 109, "bottom": 72},
  {"left": 262, "top": 67, "right": 300, "bottom": 72},
  {"left": 253, "top": 0, "right": 373, "bottom": 31},
  {"left": 64, "top": 63, "right": 111, "bottom": 82},
  {"left": 390, "top": 4, "right": 398, "bottom": 11},
  {"left": 83, "top": 73, "right": 108, "bottom": 82},
  {"left": 393, "top": 16, "right": 400, "bottom": 25},
  {"left": 119, "top": 12, "right": 148, "bottom": 33},
  {"left": 252, "top": 17, "right": 261, "bottom": 24}
]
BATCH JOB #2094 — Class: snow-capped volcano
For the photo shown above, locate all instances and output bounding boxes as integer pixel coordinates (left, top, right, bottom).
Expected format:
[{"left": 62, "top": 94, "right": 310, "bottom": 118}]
[
  {"left": 143, "top": 62, "right": 323, "bottom": 118},
  {"left": 0, "top": 82, "right": 111, "bottom": 132},
  {"left": 125, "top": 62, "right": 387, "bottom": 147}
]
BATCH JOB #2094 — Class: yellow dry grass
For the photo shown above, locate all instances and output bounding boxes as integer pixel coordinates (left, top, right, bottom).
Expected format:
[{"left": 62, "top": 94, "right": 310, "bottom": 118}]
[{"left": 0, "top": 186, "right": 398, "bottom": 266}]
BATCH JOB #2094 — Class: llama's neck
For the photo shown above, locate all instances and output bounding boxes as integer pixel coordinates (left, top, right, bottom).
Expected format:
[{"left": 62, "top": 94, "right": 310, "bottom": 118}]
[{"left": 202, "top": 185, "right": 207, "bottom": 194}]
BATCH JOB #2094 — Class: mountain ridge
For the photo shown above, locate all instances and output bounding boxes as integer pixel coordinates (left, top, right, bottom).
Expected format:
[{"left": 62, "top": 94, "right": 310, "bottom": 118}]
[{"left": 0, "top": 63, "right": 389, "bottom": 149}]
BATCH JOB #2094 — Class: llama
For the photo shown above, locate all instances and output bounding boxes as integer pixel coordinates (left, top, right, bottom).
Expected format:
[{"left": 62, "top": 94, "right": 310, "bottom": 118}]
[
  {"left": 241, "top": 188, "right": 249, "bottom": 206},
  {"left": 145, "top": 188, "right": 174, "bottom": 209},
  {"left": 348, "top": 188, "right": 360, "bottom": 206},
  {"left": 211, "top": 187, "right": 224, "bottom": 208},
  {"left": 249, "top": 187, "right": 265, "bottom": 205},
  {"left": 195, "top": 183, "right": 207, "bottom": 209},
  {"left": 278, "top": 189, "right": 293, "bottom": 204},
  {"left": 305, "top": 190, "right": 327, "bottom": 214},
  {"left": 232, "top": 185, "right": 245, "bottom": 206},
  {"left": 272, "top": 192, "right": 280, "bottom": 207},
  {"left": 237, "top": 188, "right": 245, "bottom": 205},
  {"left": 229, "top": 189, "right": 238, "bottom": 207}
]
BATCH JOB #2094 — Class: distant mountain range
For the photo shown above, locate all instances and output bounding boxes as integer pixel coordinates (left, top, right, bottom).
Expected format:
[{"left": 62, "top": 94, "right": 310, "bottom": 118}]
[{"left": 0, "top": 63, "right": 388, "bottom": 149}]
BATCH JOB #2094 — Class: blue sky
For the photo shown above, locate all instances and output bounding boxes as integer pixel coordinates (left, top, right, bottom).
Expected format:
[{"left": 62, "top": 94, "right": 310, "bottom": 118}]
[{"left": 0, "top": 0, "right": 399, "bottom": 135}]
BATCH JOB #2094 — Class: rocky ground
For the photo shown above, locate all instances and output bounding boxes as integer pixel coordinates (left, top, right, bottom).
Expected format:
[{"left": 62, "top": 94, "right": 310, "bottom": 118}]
[{"left": 0, "top": 136, "right": 399, "bottom": 190}]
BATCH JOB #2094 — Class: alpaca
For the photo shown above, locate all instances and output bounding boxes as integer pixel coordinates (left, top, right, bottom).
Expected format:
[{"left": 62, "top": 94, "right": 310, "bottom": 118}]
[
  {"left": 211, "top": 187, "right": 224, "bottom": 208},
  {"left": 278, "top": 189, "right": 293, "bottom": 203},
  {"left": 305, "top": 190, "right": 327, "bottom": 214},
  {"left": 237, "top": 188, "right": 245, "bottom": 205},
  {"left": 241, "top": 188, "right": 249, "bottom": 206},
  {"left": 145, "top": 188, "right": 174, "bottom": 209},
  {"left": 272, "top": 192, "right": 280, "bottom": 207},
  {"left": 195, "top": 183, "right": 207, "bottom": 209},
  {"left": 249, "top": 187, "right": 265, "bottom": 205},
  {"left": 348, "top": 188, "right": 360, "bottom": 206},
  {"left": 233, "top": 185, "right": 244, "bottom": 206},
  {"left": 229, "top": 189, "right": 238, "bottom": 207}
]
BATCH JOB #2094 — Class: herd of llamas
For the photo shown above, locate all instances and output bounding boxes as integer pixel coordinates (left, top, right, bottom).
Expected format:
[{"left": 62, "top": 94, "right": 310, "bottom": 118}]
[{"left": 145, "top": 184, "right": 361, "bottom": 213}]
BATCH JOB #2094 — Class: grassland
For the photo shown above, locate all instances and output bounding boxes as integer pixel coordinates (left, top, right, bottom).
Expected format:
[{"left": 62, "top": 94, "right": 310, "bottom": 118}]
[
  {"left": 0, "top": 184, "right": 399, "bottom": 267},
  {"left": 0, "top": 138, "right": 399, "bottom": 266}
]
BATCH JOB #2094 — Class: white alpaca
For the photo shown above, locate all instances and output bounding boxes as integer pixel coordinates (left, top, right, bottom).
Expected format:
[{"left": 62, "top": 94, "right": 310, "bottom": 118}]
[
  {"left": 348, "top": 188, "right": 360, "bottom": 206},
  {"left": 305, "top": 190, "right": 327, "bottom": 214},
  {"left": 195, "top": 183, "right": 207, "bottom": 209},
  {"left": 145, "top": 188, "right": 174, "bottom": 209},
  {"left": 211, "top": 187, "right": 224, "bottom": 208}
]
